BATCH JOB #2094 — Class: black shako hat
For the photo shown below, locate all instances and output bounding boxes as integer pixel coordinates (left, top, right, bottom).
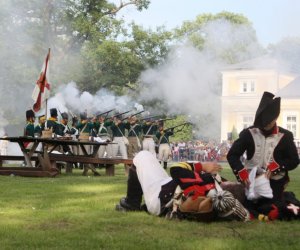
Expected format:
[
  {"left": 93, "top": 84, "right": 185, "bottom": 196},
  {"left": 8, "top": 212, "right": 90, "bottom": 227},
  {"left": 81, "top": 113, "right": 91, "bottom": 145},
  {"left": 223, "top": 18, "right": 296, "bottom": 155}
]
[
  {"left": 26, "top": 109, "right": 35, "bottom": 119},
  {"left": 254, "top": 91, "right": 281, "bottom": 128},
  {"left": 80, "top": 112, "right": 87, "bottom": 120},
  {"left": 61, "top": 112, "right": 68, "bottom": 120},
  {"left": 50, "top": 108, "right": 58, "bottom": 117},
  {"left": 114, "top": 112, "right": 123, "bottom": 120}
]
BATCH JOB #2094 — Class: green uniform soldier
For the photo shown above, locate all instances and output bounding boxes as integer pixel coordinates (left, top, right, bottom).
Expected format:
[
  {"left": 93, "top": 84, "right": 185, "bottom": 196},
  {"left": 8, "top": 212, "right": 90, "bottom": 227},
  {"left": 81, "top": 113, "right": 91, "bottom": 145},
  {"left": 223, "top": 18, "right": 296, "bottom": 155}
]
[
  {"left": 142, "top": 119, "right": 158, "bottom": 155},
  {"left": 34, "top": 115, "right": 46, "bottom": 137},
  {"left": 109, "top": 115, "right": 130, "bottom": 159},
  {"left": 95, "top": 115, "right": 113, "bottom": 158},
  {"left": 156, "top": 126, "right": 174, "bottom": 169},
  {"left": 24, "top": 109, "right": 35, "bottom": 137},
  {"left": 127, "top": 115, "right": 142, "bottom": 159},
  {"left": 45, "top": 108, "right": 60, "bottom": 135},
  {"left": 76, "top": 112, "right": 100, "bottom": 176}
]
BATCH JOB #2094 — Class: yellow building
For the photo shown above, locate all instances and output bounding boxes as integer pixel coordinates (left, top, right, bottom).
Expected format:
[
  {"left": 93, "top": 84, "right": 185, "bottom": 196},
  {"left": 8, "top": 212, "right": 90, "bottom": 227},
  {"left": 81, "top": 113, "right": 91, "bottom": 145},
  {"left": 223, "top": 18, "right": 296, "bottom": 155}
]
[{"left": 221, "top": 56, "right": 299, "bottom": 145}]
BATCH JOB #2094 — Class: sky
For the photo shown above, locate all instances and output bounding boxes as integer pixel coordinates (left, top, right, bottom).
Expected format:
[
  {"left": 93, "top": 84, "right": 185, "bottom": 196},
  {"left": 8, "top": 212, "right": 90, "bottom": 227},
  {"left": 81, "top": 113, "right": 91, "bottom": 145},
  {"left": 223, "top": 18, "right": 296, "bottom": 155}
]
[{"left": 115, "top": 0, "right": 300, "bottom": 46}]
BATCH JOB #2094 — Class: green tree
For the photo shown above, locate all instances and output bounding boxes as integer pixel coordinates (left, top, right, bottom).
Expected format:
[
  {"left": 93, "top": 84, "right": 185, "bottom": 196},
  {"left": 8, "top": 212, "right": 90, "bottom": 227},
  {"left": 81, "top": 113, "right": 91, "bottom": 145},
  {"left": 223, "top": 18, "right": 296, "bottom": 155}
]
[
  {"left": 164, "top": 115, "right": 193, "bottom": 142},
  {"left": 268, "top": 37, "right": 300, "bottom": 74},
  {"left": 174, "top": 11, "right": 263, "bottom": 64},
  {"left": 79, "top": 24, "right": 172, "bottom": 94},
  {"left": 0, "top": 0, "right": 151, "bottom": 131}
]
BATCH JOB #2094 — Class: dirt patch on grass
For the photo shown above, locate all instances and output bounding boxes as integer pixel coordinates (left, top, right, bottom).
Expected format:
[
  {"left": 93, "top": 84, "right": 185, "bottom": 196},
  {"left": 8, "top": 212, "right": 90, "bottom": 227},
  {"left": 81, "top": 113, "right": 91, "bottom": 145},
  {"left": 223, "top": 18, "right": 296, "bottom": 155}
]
[{"left": 28, "top": 219, "right": 74, "bottom": 231}]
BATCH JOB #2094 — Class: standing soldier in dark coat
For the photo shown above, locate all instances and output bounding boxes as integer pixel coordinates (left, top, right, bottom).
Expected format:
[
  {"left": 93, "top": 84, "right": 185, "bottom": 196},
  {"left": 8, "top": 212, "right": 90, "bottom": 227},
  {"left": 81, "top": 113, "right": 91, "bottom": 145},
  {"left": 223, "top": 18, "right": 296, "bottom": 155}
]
[
  {"left": 108, "top": 114, "right": 130, "bottom": 174},
  {"left": 24, "top": 109, "right": 35, "bottom": 137},
  {"left": 142, "top": 118, "right": 158, "bottom": 156},
  {"left": 156, "top": 125, "right": 174, "bottom": 169},
  {"left": 76, "top": 112, "right": 100, "bottom": 176},
  {"left": 45, "top": 108, "right": 60, "bottom": 135},
  {"left": 227, "top": 91, "right": 300, "bottom": 220},
  {"left": 76, "top": 112, "right": 95, "bottom": 139},
  {"left": 127, "top": 115, "right": 142, "bottom": 159},
  {"left": 34, "top": 115, "right": 46, "bottom": 137},
  {"left": 109, "top": 114, "right": 130, "bottom": 160},
  {"left": 56, "top": 112, "right": 73, "bottom": 172},
  {"left": 57, "top": 112, "right": 71, "bottom": 136},
  {"left": 24, "top": 109, "right": 35, "bottom": 149},
  {"left": 95, "top": 114, "right": 113, "bottom": 159}
]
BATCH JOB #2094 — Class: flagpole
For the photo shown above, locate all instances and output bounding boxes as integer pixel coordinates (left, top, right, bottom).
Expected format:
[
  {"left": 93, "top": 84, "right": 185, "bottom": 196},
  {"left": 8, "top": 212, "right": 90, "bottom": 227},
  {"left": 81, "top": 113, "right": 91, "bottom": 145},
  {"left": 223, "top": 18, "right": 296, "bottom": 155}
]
[
  {"left": 45, "top": 48, "right": 50, "bottom": 119},
  {"left": 32, "top": 48, "right": 51, "bottom": 114},
  {"left": 45, "top": 99, "right": 48, "bottom": 119}
]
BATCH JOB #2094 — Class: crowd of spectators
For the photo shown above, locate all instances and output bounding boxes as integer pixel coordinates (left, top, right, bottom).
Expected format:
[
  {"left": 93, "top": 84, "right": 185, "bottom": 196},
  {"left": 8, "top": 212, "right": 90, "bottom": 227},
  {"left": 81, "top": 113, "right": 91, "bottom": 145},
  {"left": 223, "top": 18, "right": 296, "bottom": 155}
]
[{"left": 170, "top": 140, "right": 231, "bottom": 162}]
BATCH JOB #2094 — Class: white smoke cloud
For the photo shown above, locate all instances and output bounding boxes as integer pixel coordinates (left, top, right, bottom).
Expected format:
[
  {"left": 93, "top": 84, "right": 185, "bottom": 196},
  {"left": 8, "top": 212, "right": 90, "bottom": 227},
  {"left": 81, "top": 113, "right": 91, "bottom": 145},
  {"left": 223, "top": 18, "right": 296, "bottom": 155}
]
[
  {"left": 139, "top": 45, "right": 222, "bottom": 139},
  {"left": 47, "top": 81, "right": 142, "bottom": 118},
  {"left": 138, "top": 19, "right": 263, "bottom": 140}
]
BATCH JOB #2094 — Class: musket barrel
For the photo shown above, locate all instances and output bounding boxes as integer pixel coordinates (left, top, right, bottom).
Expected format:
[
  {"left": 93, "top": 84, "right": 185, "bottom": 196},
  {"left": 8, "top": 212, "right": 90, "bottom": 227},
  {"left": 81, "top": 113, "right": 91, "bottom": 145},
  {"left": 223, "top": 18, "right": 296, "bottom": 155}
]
[
  {"left": 95, "top": 108, "right": 115, "bottom": 117},
  {"left": 164, "top": 122, "right": 191, "bottom": 131},
  {"left": 107, "top": 109, "right": 133, "bottom": 119},
  {"left": 121, "top": 110, "right": 145, "bottom": 121}
]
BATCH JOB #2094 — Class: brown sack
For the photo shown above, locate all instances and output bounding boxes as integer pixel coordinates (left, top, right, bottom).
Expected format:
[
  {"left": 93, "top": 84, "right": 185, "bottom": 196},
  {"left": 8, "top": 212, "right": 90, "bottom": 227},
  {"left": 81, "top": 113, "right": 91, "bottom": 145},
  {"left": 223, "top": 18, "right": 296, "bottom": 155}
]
[{"left": 179, "top": 196, "right": 213, "bottom": 213}]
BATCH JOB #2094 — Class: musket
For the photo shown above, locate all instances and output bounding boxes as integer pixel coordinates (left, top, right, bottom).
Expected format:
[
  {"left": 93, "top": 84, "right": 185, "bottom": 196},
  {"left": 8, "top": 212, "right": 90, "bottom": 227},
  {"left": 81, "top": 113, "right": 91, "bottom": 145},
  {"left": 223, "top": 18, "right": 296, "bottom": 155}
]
[
  {"left": 106, "top": 110, "right": 133, "bottom": 120},
  {"left": 164, "top": 122, "right": 192, "bottom": 132},
  {"left": 140, "top": 115, "right": 161, "bottom": 121},
  {"left": 121, "top": 110, "right": 145, "bottom": 121},
  {"left": 68, "top": 110, "right": 76, "bottom": 118},
  {"left": 157, "top": 117, "right": 176, "bottom": 122},
  {"left": 58, "top": 109, "right": 72, "bottom": 132},
  {"left": 95, "top": 108, "right": 115, "bottom": 118}
]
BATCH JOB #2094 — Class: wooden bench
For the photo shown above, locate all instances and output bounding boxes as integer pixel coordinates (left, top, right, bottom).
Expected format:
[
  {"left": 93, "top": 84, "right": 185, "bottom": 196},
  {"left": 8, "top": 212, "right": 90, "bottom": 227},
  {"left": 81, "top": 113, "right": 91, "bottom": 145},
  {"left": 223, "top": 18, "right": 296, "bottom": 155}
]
[
  {"left": 48, "top": 154, "right": 133, "bottom": 176},
  {"left": 0, "top": 155, "right": 133, "bottom": 177}
]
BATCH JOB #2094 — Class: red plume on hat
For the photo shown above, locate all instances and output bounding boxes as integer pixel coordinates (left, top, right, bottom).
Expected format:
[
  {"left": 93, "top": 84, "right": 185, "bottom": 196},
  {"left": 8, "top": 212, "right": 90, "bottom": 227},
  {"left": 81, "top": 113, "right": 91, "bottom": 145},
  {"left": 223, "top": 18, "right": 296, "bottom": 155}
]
[{"left": 254, "top": 92, "right": 281, "bottom": 129}]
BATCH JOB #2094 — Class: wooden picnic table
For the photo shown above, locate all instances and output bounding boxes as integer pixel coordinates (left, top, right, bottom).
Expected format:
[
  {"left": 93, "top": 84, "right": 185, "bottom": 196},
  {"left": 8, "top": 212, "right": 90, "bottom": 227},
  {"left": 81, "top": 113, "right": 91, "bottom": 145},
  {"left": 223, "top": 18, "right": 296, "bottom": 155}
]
[{"left": 0, "top": 136, "right": 132, "bottom": 177}]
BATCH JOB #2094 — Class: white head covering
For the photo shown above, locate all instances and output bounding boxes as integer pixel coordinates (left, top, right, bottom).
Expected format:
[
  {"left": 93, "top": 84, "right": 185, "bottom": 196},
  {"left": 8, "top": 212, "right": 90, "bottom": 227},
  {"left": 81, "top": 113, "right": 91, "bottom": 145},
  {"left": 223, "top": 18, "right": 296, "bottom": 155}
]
[{"left": 246, "top": 167, "right": 273, "bottom": 200}]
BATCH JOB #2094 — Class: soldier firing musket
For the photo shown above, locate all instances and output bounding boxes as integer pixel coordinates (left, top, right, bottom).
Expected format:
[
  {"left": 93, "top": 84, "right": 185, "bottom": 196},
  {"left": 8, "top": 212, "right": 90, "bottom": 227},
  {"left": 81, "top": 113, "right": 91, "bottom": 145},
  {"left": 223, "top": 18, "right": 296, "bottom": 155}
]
[
  {"left": 121, "top": 110, "right": 145, "bottom": 121},
  {"left": 141, "top": 115, "right": 161, "bottom": 155},
  {"left": 163, "top": 122, "right": 192, "bottom": 133},
  {"left": 140, "top": 115, "right": 161, "bottom": 121},
  {"left": 106, "top": 109, "right": 133, "bottom": 120},
  {"left": 95, "top": 108, "right": 115, "bottom": 119},
  {"left": 93, "top": 110, "right": 115, "bottom": 167},
  {"left": 125, "top": 110, "right": 145, "bottom": 162},
  {"left": 155, "top": 116, "right": 176, "bottom": 127},
  {"left": 106, "top": 110, "right": 133, "bottom": 174}
]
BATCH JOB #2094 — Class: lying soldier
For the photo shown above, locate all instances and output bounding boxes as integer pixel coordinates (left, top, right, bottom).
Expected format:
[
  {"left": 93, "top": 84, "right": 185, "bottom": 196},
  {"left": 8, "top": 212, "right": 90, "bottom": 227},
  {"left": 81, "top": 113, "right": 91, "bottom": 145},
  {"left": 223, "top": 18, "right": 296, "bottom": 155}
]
[{"left": 116, "top": 150, "right": 250, "bottom": 222}]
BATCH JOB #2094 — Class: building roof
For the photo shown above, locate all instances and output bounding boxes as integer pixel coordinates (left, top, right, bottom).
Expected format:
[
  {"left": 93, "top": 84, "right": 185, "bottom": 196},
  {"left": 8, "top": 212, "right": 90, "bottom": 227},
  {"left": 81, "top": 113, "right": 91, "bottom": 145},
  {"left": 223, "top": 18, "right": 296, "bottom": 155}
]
[
  {"left": 223, "top": 55, "right": 286, "bottom": 71},
  {"left": 276, "top": 76, "right": 300, "bottom": 98}
]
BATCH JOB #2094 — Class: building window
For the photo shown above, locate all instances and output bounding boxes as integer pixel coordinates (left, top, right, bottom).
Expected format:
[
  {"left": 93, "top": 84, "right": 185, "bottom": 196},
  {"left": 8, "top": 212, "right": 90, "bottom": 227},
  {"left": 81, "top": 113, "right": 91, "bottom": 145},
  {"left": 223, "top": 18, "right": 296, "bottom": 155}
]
[
  {"left": 240, "top": 79, "right": 256, "bottom": 93},
  {"left": 285, "top": 115, "right": 297, "bottom": 137},
  {"left": 242, "top": 116, "right": 254, "bottom": 129}
]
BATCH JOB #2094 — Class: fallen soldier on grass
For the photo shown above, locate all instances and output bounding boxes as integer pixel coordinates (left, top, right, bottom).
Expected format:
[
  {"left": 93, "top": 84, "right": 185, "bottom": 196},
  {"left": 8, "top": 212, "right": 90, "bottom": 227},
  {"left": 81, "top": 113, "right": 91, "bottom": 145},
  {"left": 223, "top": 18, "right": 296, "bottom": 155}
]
[{"left": 116, "top": 150, "right": 250, "bottom": 222}]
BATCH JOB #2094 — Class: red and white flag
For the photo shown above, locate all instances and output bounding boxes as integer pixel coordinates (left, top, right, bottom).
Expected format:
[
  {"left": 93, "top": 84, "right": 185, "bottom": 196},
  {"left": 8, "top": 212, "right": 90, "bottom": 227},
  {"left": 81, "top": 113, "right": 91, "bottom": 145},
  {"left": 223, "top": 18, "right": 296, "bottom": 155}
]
[{"left": 32, "top": 49, "right": 51, "bottom": 112}]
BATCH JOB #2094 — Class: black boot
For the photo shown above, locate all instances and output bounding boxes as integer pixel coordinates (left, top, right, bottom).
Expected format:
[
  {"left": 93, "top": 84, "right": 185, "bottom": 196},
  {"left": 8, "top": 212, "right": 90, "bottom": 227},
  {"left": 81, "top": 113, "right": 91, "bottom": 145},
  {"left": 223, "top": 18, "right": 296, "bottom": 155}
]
[
  {"left": 116, "top": 166, "right": 143, "bottom": 211},
  {"left": 163, "top": 162, "right": 168, "bottom": 169}
]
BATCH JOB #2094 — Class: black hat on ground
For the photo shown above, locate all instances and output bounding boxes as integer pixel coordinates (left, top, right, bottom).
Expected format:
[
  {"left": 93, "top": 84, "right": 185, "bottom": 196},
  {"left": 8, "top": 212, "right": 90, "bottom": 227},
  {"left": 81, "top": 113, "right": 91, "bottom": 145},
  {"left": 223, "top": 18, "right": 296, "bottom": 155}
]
[
  {"left": 26, "top": 109, "right": 35, "bottom": 119},
  {"left": 61, "top": 112, "right": 69, "bottom": 120},
  {"left": 254, "top": 92, "right": 281, "bottom": 129},
  {"left": 50, "top": 108, "right": 58, "bottom": 117}
]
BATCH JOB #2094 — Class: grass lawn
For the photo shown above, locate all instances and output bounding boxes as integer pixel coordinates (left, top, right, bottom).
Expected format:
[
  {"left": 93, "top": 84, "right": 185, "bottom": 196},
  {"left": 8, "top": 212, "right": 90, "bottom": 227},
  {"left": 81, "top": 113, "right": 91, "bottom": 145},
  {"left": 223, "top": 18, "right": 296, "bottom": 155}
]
[{"left": 0, "top": 163, "right": 299, "bottom": 250}]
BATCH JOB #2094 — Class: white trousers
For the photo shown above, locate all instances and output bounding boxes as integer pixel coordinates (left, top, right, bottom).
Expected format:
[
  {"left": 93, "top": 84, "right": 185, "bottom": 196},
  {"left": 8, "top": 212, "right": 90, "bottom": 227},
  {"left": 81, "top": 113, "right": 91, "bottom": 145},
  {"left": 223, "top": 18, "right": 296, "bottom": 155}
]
[
  {"left": 97, "top": 136, "right": 113, "bottom": 158},
  {"left": 142, "top": 137, "right": 156, "bottom": 155},
  {"left": 133, "top": 151, "right": 172, "bottom": 215},
  {"left": 158, "top": 143, "right": 171, "bottom": 162},
  {"left": 112, "top": 137, "right": 128, "bottom": 159}
]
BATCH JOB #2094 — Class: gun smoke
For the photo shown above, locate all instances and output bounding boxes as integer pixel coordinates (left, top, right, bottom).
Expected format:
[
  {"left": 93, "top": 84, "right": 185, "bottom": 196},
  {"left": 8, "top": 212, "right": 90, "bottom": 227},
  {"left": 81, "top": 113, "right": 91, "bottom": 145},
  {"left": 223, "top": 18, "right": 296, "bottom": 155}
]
[{"left": 0, "top": 4, "right": 299, "bottom": 145}]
